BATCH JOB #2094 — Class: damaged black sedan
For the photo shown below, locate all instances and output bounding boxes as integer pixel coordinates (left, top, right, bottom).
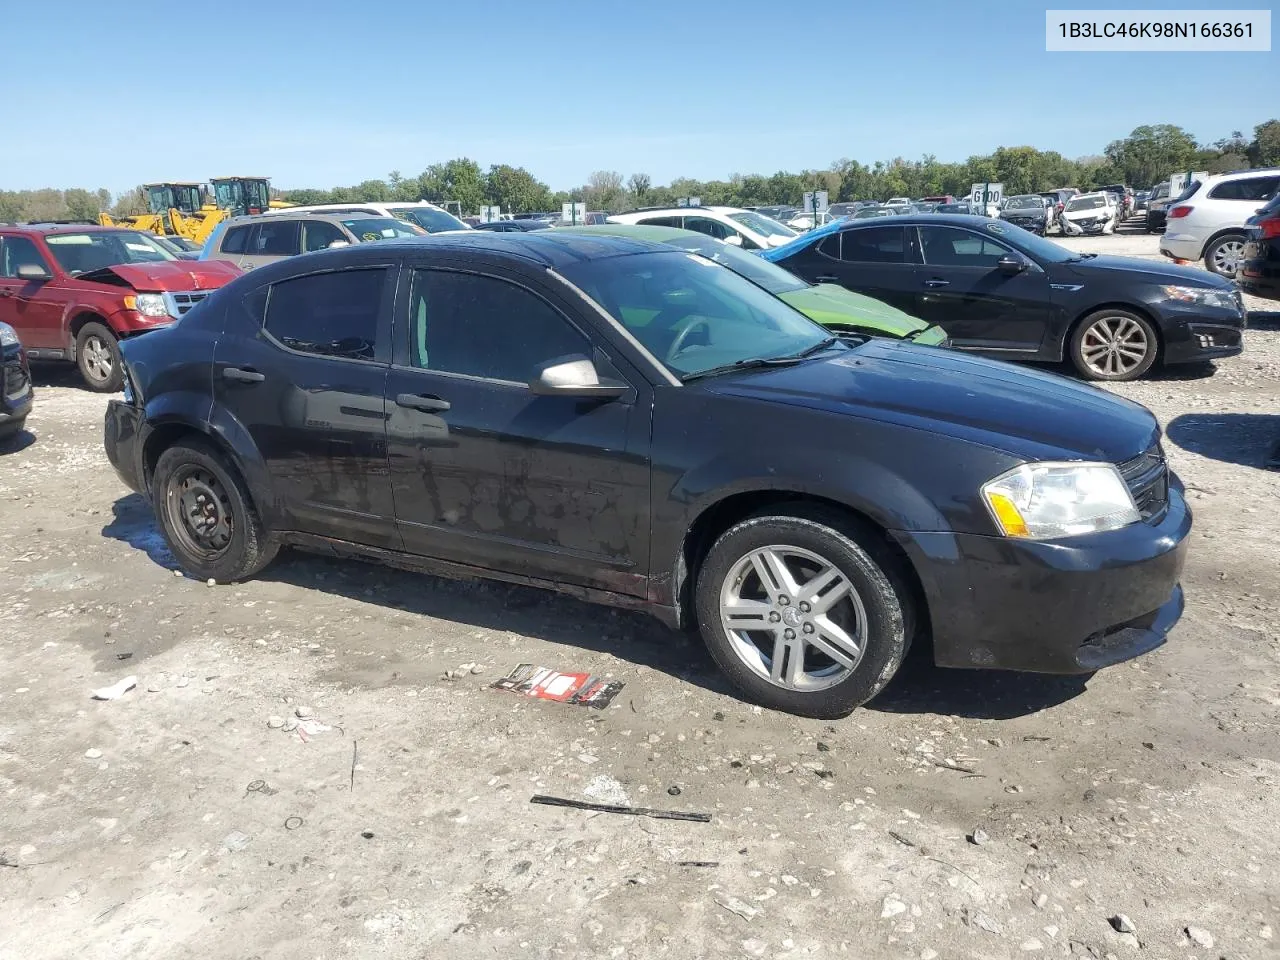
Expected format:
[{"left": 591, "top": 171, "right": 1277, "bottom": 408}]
[
  {"left": 105, "top": 232, "right": 1190, "bottom": 718},
  {"left": 999, "top": 195, "right": 1051, "bottom": 235}
]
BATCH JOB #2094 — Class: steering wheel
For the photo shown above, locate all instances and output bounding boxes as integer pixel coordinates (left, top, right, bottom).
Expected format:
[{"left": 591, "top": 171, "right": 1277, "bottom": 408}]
[{"left": 666, "top": 319, "right": 711, "bottom": 361}]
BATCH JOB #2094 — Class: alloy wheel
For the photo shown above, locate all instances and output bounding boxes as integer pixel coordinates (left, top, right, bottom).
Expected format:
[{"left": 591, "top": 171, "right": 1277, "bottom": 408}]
[
  {"left": 82, "top": 336, "right": 114, "bottom": 383},
  {"left": 1079, "top": 316, "right": 1150, "bottom": 378},
  {"left": 1210, "top": 239, "right": 1245, "bottom": 276},
  {"left": 166, "top": 465, "right": 234, "bottom": 561},
  {"left": 718, "top": 545, "right": 867, "bottom": 691}
]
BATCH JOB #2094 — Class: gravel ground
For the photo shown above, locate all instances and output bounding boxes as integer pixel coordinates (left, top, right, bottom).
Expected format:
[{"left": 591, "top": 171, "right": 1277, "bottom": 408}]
[{"left": 1, "top": 229, "right": 1278, "bottom": 960}]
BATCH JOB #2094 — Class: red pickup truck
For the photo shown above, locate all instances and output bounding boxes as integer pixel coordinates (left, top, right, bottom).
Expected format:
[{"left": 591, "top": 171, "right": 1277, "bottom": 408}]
[{"left": 0, "top": 224, "right": 240, "bottom": 391}]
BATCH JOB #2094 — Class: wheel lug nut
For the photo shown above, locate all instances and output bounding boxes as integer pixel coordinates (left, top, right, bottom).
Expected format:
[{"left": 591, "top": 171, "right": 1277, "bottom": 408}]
[
  {"left": 783, "top": 629, "right": 795, "bottom": 640},
  {"left": 799, "top": 602, "right": 810, "bottom": 613},
  {"left": 778, "top": 596, "right": 790, "bottom": 606},
  {"left": 803, "top": 623, "right": 815, "bottom": 635},
  {"left": 768, "top": 611, "right": 781, "bottom": 623}
]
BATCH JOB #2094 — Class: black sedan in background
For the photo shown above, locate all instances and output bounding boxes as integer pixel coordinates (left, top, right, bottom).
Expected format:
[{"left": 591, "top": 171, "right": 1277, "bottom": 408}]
[
  {"left": 0, "top": 321, "right": 33, "bottom": 441},
  {"left": 1239, "top": 193, "right": 1280, "bottom": 302},
  {"left": 473, "top": 219, "right": 552, "bottom": 232},
  {"left": 999, "top": 195, "right": 1050, "bottom": 235},
  {"left": 762, "top": 214, "right": 1245, "bottom": 381},
  {"left": 105, "top": 232, "right": 1190, "bottom": 718}
]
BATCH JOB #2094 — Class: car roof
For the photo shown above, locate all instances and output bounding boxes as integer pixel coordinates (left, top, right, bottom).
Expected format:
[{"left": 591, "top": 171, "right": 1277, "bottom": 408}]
[
  {"left": 0, "top": 223, "right": 143, "bottom": 235},
  {"left": 222, "top": 211, "right": 402, "bottom": 226},
  {"left": 338, "top": 230, "right": 671, "bottom": 269},
  {"left": 555, "top": 223, "right": 709, "bottom": 243}
]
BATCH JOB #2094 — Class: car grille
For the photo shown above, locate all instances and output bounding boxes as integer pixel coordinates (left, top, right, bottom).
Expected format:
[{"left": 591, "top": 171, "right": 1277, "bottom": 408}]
[
  {"left": 1118, "top": 445, "right": 1169, "bottom": 522},
  {"left": 162, "top": 291, "right": 212, "bottom": 318}
]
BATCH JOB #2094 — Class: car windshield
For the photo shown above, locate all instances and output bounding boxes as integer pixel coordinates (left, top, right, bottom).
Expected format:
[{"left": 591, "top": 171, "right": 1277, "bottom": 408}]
[
  {"left": 389, "top": 206, "right": 469, "bottom": 233},
  {"left": 979, "top": 220, "right": 1078, "bottom": 263},
  {"left": 340, "top": 217, "right": 425, "bottom": 241},
  {"left": 1005, "top": 197, "right": 1043, "bottom": 210},
  {"left": 558, "top": 250, "right": 833, "bottom": 379},
  {"left": 1066, "top": 196, "right": 1106, "bottom": 211},
  {"left": 659, "top": 235, "right": 808, "bottom": 295},
  {"left": 43, "top": 231, "right": 177, "bottom": 275},
  {"left": 728, "top": 211, "right": 798, "bottom": 238}
]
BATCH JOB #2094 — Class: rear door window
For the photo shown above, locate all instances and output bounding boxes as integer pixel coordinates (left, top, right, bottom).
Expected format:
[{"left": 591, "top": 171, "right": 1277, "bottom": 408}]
[
  {"left": 838, "top": 226, "right": 906, "bottom": 263},
  {"left": 220, "top": 224, "right": 253, "bottom": 255},
  {"left": 253, "top": 220, "right": 301, "bottom": 256},
  {"left": 1208, "top": 176, "right": 1280, "bottom": 201},
  {"left": 263, "top": 268, "right": 387, "bottom": 361}
]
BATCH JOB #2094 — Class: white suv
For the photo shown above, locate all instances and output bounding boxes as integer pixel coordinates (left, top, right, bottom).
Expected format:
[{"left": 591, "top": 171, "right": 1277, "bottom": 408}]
[
  {"left": 1159, "top": 168, "right": 1280, "bottom": 277},
  {"left": 280, "top": 201, "right": 472, "bottom": 235},
  {"left": 607, "top": 206, "right": 798, "bottom": 249}
]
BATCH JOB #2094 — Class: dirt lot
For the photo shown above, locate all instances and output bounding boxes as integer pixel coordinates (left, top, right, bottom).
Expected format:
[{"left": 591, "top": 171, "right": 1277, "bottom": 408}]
[{"left": 2, "top": 230, "right": 1278, "bottom": 960}]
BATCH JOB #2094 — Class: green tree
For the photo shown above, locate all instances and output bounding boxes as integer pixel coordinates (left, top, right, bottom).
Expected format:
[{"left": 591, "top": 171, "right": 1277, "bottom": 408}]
[
  {"left": 416, "top": 158, "right": 485, "bottom": 214},
  {"left": 1249, "top": 119, "right": 1280, "bottom": 167},
  {"left": 627, "top": 172, "right": 651, "bottom": 205},
  {"left": 1104, "top": 124, "right": 1198, "bottom": 187},
  {"left": 63, "top": 188, "right": 101, "bottom": 221},
  {"left": 281, "top": 188, "right": 333, "bottom": 205},
  {"left": 355, "top": 179, "right": 391, "bottom": 202},
  {"left": 484, "top": 164, "right": 552, "bottom": 213},
  {"left": 583, "top": 170, "right": 626, "bottom": 211}
]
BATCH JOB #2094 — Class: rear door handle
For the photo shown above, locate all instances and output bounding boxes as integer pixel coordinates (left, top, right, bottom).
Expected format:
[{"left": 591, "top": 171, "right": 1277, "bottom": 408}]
[
  {"left": 223, "top": 367, "right": 265, "bottom": 383},
  {"left": 396, "top": 393, "right": 451, "bottom": 413},
  {"left": 924, "top": 279, "right": 951, "bottom": 288}
]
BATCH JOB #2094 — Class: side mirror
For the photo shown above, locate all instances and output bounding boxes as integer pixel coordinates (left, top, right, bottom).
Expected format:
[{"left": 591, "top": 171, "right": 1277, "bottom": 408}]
[
  {"left": 16, "top": 264, "right": 51, "bottom": 281},
  {"left": 528, "top": 356, "right": 628, "bottom": 399},
  {"left": 997, "top": 254, "right": 1030, "bottom": 275},
  {"left": 722, "top": 234, "right": 743, "bottom": 247}
]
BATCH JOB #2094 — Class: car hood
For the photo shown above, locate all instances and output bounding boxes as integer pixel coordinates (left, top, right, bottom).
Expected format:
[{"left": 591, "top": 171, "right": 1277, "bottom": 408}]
[
  {"left": 779, "top": 284, "right": 946, "bottom": 343},
  {"left": 1065, "top": 253, "right": 1231, "bottom": 288},
  {"left": 705, "top": 339, "right": 1160, "bottom": 463},
  {"left": 76, "top": 259, "right": 241, "bottom": 292}
]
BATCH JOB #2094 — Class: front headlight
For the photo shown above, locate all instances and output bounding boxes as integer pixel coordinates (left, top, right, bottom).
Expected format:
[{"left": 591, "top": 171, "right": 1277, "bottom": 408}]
[
  {"left": 125, "top": 293, "right": 171, "bottom": 318},
  {"left": 0, "top": 322, "right": 18, "bottom": 347},
  {"left": 1161, "top": 285, "right": 1238, "bottom": 311},
  {"left": 981, "top": 462, "right": 1139, "bottom": 539}
]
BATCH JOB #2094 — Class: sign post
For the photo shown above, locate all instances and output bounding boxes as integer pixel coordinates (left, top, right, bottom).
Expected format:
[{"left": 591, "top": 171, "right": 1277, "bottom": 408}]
[
  {"left": 479, "top": 205, "right": 501, "bottom": 224},
  {"left": 561, "top": 201, "right": 586, "bottom": 225},
  {"left": 802, "top": 190, "right": 829, "bottom": 226},
  {"left": 970, "top": 182, "right": 1004, "bottom": 216}
]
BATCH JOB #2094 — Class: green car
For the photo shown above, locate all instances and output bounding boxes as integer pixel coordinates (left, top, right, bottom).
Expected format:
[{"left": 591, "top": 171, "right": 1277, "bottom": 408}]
[{"left": 555, "top": 223, "right": 948, "bottom": 346}]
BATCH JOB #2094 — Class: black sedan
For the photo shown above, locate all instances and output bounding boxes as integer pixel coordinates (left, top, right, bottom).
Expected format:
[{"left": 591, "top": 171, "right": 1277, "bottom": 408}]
[
  {"left": 762, "top": 214, "right": 1245, "bottom": 381},
  {"left": 105, "top": 232, "right": 1190, "bottom": 718},
  {"left": 0, "top": 321, "right": 33, "bottom": 441},
  {"left": 1238, "top": 193, "right": 1280, "bottom": 302},
  {"left": 473, "top": 219, "right": 551, "bottom": 232},
  {"left": 999, "top": 195, "right": 1050, "bottom": 235}
]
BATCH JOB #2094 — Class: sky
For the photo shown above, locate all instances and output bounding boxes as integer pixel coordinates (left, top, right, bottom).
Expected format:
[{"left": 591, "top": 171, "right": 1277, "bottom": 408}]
[{"left": 3, "top": 0, "right": 1275, "bottom": 196}]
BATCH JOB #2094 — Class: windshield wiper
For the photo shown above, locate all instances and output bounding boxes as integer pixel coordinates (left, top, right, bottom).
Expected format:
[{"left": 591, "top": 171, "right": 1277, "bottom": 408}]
[
  {"left": 904, "top": 322, "right": 944, "bottom": 342},
  {"left": 680, "top": 337, "right": 839, "bottom": 383},
  {"left": 769, "top": 335, "right": 840, "bottom": 361}
]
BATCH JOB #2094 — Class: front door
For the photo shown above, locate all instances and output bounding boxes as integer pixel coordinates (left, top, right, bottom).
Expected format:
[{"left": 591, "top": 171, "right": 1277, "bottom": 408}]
[
  {"left": 911, "top": 224, "right": 1057, "bottom": 354},
  {"left": 0, "top": 235, "right": 65, "bottom": 350},
  {"left": 384, "top": 262, "right": 652, "bottom": 595},
  {"left": 212, "top": 264, "right": 399, "bottom": 547}
]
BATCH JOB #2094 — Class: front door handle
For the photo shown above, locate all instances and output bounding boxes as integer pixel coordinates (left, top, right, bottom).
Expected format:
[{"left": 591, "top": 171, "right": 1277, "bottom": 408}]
[
  {"left": 396, "top": 393, "right": 451, "bottom": 413},
  {"left": 223, "top": 367, "right": 265, "bottom": 383},
  {"left": 924, "top": 278, "right": 951, "bottom": 288},
  {"left": 815, "top": 275, "right": 839, "bottom": 283}
]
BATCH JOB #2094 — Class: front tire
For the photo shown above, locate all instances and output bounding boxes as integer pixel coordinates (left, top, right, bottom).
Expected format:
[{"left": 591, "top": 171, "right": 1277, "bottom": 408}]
[
  {"left": 75, "top": 321, "right": 123, "bottom": 392},
  {"left": 152, "top": 439, "right": 278, "bottom": 582},
  {"left": 1070, "top": 309, "right": 1158, "bottom": 381},
  {"left": 1204, "top": 233, "right": 1247, "bottom": 278},
  {"left": 694, "top": 509, "right": 910, "bottom": 718}
]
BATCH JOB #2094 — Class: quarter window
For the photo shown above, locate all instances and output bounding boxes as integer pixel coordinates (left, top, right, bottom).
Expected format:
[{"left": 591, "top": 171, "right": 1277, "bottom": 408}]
[
  {"left": 918, "top": 225, "right": 1012, "bottom": 267},
  {"left": 263, "top": 268, "right": 385, "bottom": 361},
  {"left": 1207, "top": 176, "right": 1280, "bottom": 202},
  {"left": 838, "top": 226, "right": 906, "bottom": 263},
  {"left": 0, "top": 236, "right": 53, "bottom": 278},
  {"left": 220, "top": 224, "right": 253, "bottom": 255},
  {"left": 407, "top": 269, "right": 589, "bottom": 383}
]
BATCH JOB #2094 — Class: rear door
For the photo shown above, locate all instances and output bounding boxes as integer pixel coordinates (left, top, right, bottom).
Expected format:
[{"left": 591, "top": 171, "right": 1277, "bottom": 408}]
[
  {"left": 911, "top": 224, "right": 1057, "bottom": 354},
  {"left": 796, "top": 225, "right": 917, "bottom": 313},
  {"left": 212, "top": 263, "right": 399, "bottom": 547},
  {"left": 0, "top": 235, "right": 66, "bottom": 350},
  {"left": 383, "top": 258, "right": 652, "bottom": 594},
  {"left": 239, "top": 219, "right": 301, "bottom": 271}
]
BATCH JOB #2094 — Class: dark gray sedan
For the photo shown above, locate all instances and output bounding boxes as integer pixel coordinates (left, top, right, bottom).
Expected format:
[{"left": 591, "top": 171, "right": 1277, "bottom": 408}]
[{"left": 999, "top": 196, "right": 1050, "bottom": 236}]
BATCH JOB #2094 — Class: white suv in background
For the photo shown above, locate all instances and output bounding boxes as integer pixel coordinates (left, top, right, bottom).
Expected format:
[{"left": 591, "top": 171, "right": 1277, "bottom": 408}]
[
  {"left": 280, "top": 200, "right": 472, "bottom": 234},
  {"left": 1159, "top": 168, "right": 1280, "bottom": 277},
  {"left": 607, "top": 206, "right": 798, "bottom": 249}
]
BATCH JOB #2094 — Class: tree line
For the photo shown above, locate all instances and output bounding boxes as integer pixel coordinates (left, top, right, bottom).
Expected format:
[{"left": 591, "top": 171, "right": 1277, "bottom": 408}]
[{"left": 3, "top": 121, "right": 1277, "bottom": 223}]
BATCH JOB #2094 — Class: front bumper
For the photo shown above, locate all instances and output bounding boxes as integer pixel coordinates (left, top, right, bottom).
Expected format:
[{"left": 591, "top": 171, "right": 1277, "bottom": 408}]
[
  {"left": 895, "top": 482, "right": 1191, "bottom": 674},
  {"left": 104, "top": 398, "right": 147, "bottom": 496},
  {"left": 1061, "top": 218, "right": 1109, "bottom": 235},
  {"left": 1, "top": 349, "right": 33, "bottom": 431},
  {"left": 1157, "top": 297, "right": 1247, "bottom": 364},
  {"left": 1159, "top": 233, "right": 1202, "bottom": 261},
  {"left": 1238, "top": 250, "right": 1280, "bottom": 301}
]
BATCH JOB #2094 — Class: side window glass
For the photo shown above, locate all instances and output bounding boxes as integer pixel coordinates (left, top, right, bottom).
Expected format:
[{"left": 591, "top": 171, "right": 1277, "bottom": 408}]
[
  {"left": 639, "top": 216, "right": 681, "bottom": 228},
  {"left": 1, "top": 236, "right": 53, "bottom": 277},
  {"left": 253, "top": 220, "right": 301, "bottom": 256},
  {"left": 817, "top": 234, "right": 841, "bottom": 259},
  {"left": 303, "top": 220, "right": 347, "bottom": 253},
  {"left": 919, "top": 226, "right": 1011, "bottom": 267},
  {"left": 221, "top": 225, "right": 252, "bottom": 255},
  {"left": 408, "top": 269, "right": 590, "bottom": 383},
  {"left": 839, "top": 226, "right": 905, "bottom": 263},
  {"left": 684, "top": 217, "right": 730, "bottom": 240},
  {"left": 264, "top": 268, "right": 385, "bottom": 361}
]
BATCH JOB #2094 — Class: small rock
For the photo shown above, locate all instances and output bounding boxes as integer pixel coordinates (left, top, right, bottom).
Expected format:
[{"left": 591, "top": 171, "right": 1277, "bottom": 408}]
[
  {"left": 1184, "top": 926, "right": 1213, "bottom": 949},
  {"left": 84, "top": 748, "right": 102, "bottom": 759},
  {"left": 469, "top": 664, "right": 483, "bottom": 675},
  {"left": 817, "top": 742, "right": 830, "bottom": 752},
  {"left": 986, "top": 737, "right": 1005, "bottom": 748},
  {"left": 222, "top": 830, "right": 250, "bottom": 852},
  {"left": 1110, "top": 915, "right": 1137, "bottom": 935},
  {"left": 1044, "top": 926, "right": 1060, "bottom": 939},
  {"left": 267, "top": 716, "right": 285, "bottom": 729},
  {"left": 1034, "top": 893, "right": 1050, "bottom": 909},
  {"left": 282, "top": 718, "right": 298, "bottom": 732},
  {"left": 577, "top": 754, "right": 599, "bottom": 765},
  {"left": 921, "top": 951, "right": 939, "bottom": 960},
  {"left": 172, "top": 569, "right": 182, "bottom": 577},
  {"left": 1111, "top": 931, "right": 1139, "bottom": 951},
  {"left": 206, "top": 578, "right": 216, "bottom": 587},
  {"left": 146, "top": 680, "right": 163, "bottom": 693},
  {"left": 1005, "top": 784, "right": 1024, "bottom": 794},
  {"left": 781, "top": 875, "right": 799, "bottom": 886},
  {"left": 881, "top": 896, "right": 908, "bottom": 919},
  {"left": 1021, "top": 938, "right": 1044, "bottom": 951},
  {"left": 294, "top": 705, "right": 313, "bottom": 720},
  {"left": 667, "top": 785, "right": 681, "bottom": 796},
  {"left": 1259, "top": 924, "right": 1272, "bottom": 939},
  {"left": 1141, "top": 742, "right": 1154, "bottom": 750},
  {"left": 969, "top": 828, "right": 989, "bottom": 845},
  {"left": 968, "top": 911, "right": 1003, "bottom": 935},
  {"left": 741, "top": 938, "right": 767, "bottom": 957}
]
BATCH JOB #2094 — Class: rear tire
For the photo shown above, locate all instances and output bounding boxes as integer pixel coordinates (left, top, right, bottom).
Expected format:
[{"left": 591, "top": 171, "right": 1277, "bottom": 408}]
[
  {"left": 152, "top": 439, "right": 278, "bottom": 582},
  {"left": 1204, "top": 233, "right": 1247, "bottom": 278},
  {"left": 75, "top": 321, "right": 123, "bottom": 392},
  {"left": 694, "top": 508, "right": 911, "bottom": 718},
  {"left": 1070, "top": 309, "right": 1158, "bottom": 382}
]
